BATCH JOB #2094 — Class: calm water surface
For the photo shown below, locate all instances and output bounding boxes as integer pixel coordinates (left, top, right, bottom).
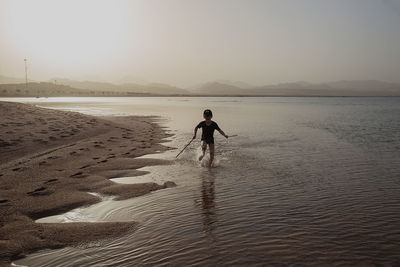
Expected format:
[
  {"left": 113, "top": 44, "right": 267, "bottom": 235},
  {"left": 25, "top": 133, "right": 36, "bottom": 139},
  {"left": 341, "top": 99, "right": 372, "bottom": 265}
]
[{"left": 8, "top": 97, "right": 400, "bottom": 266}]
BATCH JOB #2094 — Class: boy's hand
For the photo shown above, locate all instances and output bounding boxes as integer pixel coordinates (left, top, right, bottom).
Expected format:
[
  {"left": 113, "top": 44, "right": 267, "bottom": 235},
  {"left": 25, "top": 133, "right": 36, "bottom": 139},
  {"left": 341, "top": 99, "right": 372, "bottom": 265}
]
[{"left": 225, "top": 134, "right": 229, "bottom": 139}]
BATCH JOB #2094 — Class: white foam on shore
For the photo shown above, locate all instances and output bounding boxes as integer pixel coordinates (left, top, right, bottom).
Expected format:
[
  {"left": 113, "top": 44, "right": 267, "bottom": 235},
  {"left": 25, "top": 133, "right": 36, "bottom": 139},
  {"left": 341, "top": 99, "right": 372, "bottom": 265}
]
[
  {"left": 110, "top": 175, "right": 156, "bottom": 184},
  {"left": 11, "top": 263, "right": 27, "bottom": 267},
  {"left": 36, "top": 192, "right": 114, "bottom": 223}
]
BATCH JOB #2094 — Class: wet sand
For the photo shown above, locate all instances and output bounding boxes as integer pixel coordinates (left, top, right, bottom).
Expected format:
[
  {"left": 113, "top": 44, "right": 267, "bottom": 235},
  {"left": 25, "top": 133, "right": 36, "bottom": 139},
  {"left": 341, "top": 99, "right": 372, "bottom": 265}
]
[{"left": 0, "top": 101, "right": 175, "bottom": 266}]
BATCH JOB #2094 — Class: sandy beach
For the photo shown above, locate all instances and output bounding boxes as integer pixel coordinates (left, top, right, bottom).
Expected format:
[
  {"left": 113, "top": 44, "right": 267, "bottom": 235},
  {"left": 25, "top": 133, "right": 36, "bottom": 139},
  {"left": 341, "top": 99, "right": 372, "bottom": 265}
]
[{"left": 0, "top": 101, "right": 175, "bottom": 266}]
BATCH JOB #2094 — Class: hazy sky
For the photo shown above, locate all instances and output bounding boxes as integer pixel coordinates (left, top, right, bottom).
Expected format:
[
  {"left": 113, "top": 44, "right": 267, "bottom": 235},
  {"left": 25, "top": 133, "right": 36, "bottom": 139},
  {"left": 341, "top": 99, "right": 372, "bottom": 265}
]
[{"left": 1, "top": 0, "right": 400, "bottom": 87}]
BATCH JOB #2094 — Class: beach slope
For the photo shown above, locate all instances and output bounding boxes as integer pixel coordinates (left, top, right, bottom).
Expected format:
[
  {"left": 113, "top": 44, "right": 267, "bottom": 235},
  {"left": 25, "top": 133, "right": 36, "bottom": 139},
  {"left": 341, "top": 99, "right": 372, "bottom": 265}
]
[{"left": 0, "top": 101, "right": 175, "bottom": 265}]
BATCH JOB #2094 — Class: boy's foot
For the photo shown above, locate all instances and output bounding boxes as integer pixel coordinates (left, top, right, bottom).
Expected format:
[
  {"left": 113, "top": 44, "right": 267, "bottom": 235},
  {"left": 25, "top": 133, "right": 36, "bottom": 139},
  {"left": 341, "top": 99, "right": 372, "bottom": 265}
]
[{"left": 198, "top": 155, "right": 204, "bottom": 161}]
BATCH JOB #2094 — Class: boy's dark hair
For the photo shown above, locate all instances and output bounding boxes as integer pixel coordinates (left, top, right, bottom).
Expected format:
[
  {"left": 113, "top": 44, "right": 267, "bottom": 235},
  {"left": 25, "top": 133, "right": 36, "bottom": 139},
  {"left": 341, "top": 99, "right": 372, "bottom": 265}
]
[{"left": 203, "top": 109, "right": 212, "bottom": 117}]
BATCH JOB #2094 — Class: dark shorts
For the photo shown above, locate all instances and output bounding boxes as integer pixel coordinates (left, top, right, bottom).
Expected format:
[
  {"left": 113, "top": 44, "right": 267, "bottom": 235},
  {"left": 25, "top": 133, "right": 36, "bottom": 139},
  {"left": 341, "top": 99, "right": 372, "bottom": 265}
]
[{"left": 202, "top": 137, "right": 214, "bottom": 145}]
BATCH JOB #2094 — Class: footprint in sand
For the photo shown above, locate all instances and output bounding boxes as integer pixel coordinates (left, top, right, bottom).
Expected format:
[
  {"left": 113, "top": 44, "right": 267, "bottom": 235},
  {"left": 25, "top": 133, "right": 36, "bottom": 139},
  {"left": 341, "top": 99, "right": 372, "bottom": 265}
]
[
  {"left": 45, "top": 179, "right": 58, "bottom": 184},
  {"left": 27, "top": 187, "right": 52, "bottom": 196},
  {"left": 99, "top": 159, "right": 108, "bottom": 163},
  {"left": 79, "top": 164, "right": 91, "bottom": 169},
  {"left": 0, "top": 199, "right": 9, "bottom": 204},
  {"left": 70, "top": 172, "right": 86, "bottom": 178},
  {"left": 39, "top": 161, "right": 47, "bottom": 166},
  {"left": 92, "top": 157, "right": 100, "bottom": 160},
  {"left": 70, "top": 151, "right": 77, "bottom": 155},
  {"left": 47, "top": 156, "right": 60, "bottom": 160}
]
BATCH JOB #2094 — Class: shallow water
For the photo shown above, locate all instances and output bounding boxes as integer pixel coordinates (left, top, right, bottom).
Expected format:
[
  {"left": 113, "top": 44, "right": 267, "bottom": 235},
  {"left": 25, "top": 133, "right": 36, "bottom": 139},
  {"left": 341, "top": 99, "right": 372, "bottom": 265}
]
[{"left": 7, "top": 97, "right": 400, "bottom": 266}]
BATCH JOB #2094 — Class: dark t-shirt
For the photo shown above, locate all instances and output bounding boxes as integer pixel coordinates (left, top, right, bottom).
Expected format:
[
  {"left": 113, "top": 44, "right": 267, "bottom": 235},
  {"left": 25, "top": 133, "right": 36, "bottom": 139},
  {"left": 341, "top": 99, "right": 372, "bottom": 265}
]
[{"left": 197, "top": 121, "right": 220, "bottom": 142}]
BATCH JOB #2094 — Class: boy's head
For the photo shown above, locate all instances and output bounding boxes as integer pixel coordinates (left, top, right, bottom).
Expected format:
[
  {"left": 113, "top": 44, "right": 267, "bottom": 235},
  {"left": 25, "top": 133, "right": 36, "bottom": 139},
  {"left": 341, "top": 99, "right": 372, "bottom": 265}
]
[{"left": 203, "top": 109, "right": 213, "bottom": 120}]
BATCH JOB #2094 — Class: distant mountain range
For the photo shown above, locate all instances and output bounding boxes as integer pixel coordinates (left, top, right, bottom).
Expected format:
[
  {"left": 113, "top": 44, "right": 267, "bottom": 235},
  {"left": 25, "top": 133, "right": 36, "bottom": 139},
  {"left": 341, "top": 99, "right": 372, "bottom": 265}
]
[
  {"left": 0, "top": 75, "right": 34, "bottom": 84},
  {"left": 1, "top": 75, "right": 400, "bottom": 97},
  {"left": 191, "top": 80, "right": 400, "bottom": 96},
  {"left": 49, "top": 78, "right": 189, "bottom": 95}
]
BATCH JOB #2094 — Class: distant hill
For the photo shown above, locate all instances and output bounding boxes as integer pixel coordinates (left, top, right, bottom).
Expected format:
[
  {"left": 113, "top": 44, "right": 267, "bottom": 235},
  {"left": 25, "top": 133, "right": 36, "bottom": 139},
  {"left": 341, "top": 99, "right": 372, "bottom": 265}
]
[
  {"left": 250, "top": 80, "right": 400, "bottom": 96},
  {"left": 192, "top": 80, "right": 400, "bottom": 96},
  {"left": 0, "top": 82, "right": 156, "bottom": 97},
  {"left": 119, "top": 82, "right": 189, "bottom": 95},
  {"left": 49, "top": 78, "right": 189, "bottom": 95},
  {"left": 1, "top": 75, "right": 399, "bottom": 97},
  {"left": 0, "top": 75, "right": 34, "bottom": 84},
  {"left": 213, "top": 80, "right": 255, "bottom": 89},
  {"left": 324, "top": 80, "right": 400, "bottom": 91},
  {"left": 50, "top": 78, "right": 116, "bottom": 91},
  {"left": 116, "top": 76, "right": 148, "bottom": 85},
  {"left": 192, "top": 82, "right": 246, "bottom": 95},
  {"left": 0, "top": 82, "right": 89, "bottom": 97}
]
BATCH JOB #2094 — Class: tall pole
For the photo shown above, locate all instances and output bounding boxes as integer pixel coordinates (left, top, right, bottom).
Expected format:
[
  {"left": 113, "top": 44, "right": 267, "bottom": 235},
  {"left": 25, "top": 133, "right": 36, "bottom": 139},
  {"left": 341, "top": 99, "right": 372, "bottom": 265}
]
[{"left": 24, "top": 58, "right": 28, "bottom": 89}]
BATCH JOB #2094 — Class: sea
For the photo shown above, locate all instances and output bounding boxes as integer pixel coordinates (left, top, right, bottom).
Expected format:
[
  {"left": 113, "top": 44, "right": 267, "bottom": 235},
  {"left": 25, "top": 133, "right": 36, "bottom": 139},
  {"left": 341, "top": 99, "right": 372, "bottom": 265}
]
[{"left": 6, "top": 96, "right": 400, "bottom": 266}]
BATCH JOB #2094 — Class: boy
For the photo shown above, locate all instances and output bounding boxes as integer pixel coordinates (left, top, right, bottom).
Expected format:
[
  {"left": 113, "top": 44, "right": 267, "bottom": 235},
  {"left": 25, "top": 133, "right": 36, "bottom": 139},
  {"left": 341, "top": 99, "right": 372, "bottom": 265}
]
[{"left": 193, "top": 109, "right": 228, "bottom": 167}]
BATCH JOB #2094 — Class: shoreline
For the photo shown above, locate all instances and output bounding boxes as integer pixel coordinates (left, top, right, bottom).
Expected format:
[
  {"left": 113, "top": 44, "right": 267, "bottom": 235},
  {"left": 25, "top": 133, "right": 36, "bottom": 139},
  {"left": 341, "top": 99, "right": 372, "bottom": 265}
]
[
  {"left": 0, "top": 101, "right": 176, "bottom": 266},
  {"left": 2, "top": 95, "right": 400, "bottom": 98}
]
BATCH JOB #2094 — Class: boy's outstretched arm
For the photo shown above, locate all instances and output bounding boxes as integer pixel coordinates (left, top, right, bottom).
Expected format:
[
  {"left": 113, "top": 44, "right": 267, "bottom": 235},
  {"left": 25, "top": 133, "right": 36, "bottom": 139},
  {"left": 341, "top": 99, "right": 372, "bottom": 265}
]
[
  {"left": 193, "top": 126, "right": 199, "bottom": 139},
  {"left": 218, "top": 129, "right": 229, "bottom": 138}
]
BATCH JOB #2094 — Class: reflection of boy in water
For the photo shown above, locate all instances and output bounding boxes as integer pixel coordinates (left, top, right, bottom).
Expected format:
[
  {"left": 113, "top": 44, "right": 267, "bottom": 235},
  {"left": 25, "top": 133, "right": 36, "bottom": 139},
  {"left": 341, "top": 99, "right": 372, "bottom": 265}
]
[
  {"left": 193, "top": 109, "right": 228, "bottom": 167},
  {"left": 201, "top": 175, "right": 216, "bottom": 235}
]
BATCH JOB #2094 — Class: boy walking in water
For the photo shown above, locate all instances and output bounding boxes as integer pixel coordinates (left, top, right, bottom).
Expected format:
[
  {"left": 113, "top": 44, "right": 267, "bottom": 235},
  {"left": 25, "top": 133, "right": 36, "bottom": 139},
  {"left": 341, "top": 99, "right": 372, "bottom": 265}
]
[{"left": 193, "top": 109, "right": 228, "bottom": 167}]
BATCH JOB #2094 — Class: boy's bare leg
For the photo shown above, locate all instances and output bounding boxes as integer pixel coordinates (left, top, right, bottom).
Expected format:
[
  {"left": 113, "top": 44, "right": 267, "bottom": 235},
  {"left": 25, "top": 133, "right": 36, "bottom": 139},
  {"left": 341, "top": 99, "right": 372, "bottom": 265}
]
[
  {"left": 199, "top": 141, "right": 207, "bottom": 161},
  {"left": 209, "top": 144, "right": 215, "bottom": 167}
]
